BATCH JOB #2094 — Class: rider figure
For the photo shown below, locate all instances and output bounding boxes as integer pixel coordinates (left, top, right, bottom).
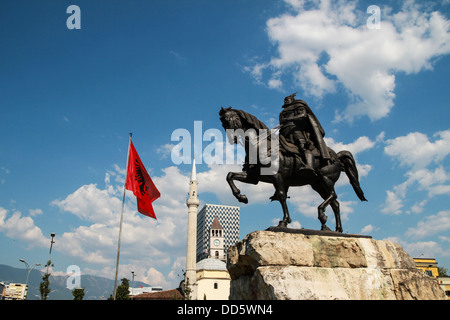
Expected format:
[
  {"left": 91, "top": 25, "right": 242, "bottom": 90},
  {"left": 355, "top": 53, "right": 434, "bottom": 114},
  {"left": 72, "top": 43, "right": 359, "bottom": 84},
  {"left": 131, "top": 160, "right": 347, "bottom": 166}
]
[{"left": 279, "top": 93, "right": 331, "bottom": 170}]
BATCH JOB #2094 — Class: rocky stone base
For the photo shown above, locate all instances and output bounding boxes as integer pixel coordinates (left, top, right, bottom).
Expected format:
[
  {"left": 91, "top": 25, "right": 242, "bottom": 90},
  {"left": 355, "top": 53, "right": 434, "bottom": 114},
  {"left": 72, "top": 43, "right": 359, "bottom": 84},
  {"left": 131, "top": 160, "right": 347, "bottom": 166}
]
[{"left": 227, "top": 230, "right": 446, "bottom": 300}]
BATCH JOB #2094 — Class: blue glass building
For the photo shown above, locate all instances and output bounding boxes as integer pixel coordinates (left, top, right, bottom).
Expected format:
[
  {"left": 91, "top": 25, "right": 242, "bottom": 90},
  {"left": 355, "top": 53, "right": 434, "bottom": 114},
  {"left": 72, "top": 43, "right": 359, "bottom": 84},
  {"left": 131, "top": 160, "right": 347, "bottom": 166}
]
[{"left": 196, "top": 204, "right": 240, "bottom": 262}]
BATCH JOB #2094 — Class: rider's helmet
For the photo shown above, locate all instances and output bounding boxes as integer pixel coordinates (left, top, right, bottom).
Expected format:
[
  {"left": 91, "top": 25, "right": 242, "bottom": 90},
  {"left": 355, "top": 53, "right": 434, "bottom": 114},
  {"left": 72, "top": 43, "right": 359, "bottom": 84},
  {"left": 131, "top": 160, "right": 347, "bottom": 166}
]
[{"left": 283, "top": 92, "right": 297, "bottom": 108}]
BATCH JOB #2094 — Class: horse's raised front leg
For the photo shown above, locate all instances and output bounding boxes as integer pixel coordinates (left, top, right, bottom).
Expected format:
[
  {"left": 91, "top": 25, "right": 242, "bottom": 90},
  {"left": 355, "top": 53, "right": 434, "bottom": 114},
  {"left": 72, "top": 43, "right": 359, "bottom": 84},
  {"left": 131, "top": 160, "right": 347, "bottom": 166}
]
[{"left": 226, "top": 171, "right": 249, "bottom": 204}]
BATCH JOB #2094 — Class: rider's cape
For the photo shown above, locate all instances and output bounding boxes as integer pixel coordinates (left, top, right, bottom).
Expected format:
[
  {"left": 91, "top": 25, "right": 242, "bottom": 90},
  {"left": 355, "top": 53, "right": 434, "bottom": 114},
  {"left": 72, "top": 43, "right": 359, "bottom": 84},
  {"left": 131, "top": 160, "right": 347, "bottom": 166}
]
[{"left": 280, "top": 100, "right": 331, "bottom": 161}]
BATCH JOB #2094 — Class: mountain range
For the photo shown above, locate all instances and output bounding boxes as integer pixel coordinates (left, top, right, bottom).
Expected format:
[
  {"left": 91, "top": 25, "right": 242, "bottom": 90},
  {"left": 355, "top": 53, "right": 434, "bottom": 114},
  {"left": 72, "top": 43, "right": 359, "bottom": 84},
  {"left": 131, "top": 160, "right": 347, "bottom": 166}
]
[{"left": 0, "top": 264, "right": 150, "bottom": 300}]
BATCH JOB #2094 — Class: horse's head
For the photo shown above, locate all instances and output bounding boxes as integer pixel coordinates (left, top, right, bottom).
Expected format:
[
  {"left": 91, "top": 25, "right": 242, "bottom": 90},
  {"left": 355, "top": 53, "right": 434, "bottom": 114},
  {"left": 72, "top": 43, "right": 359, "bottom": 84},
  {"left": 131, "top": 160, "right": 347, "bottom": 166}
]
[
  {"left": 220, "top": 106, "right": 270, "bottom": 145},
  {"left": 219, "top": 107, "right": 242, "bottom": 130},
  {"left": 219, "top": 107, "right": 243, "bottom": 145}
]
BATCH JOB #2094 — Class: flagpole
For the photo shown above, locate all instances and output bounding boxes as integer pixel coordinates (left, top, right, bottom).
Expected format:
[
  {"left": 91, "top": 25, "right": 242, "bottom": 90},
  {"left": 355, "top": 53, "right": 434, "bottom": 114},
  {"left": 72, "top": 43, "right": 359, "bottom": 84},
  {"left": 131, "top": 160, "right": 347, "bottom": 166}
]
[{"left": 113, "top": 132, "right": 132, "bottom": 300}]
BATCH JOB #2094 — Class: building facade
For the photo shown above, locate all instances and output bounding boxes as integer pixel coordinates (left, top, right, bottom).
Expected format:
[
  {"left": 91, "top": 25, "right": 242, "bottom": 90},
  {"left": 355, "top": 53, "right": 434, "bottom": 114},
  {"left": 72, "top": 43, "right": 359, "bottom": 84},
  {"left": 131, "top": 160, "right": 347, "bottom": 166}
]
[
  {"left": 414, "top": 257, "right": 449, "bottom": 299},
  {"left": 195, "top": 215, "right": 232, "bottom": 299},
  {"left": 3, "top": 283, "right": 27, "bottom": 300},
  {"left": 129, "top": 286, "right": 163, "bottom": 297},
  {"left": 414, "top": 258, "right": 439, "bottom": 277},
  {"left": 196, "top": 204, "right": 239, "bottom": 262},
  {"left": 438, "top": 277, "right": 450, "bottom": 300},
  {"left": 196, "top": 258, "right": 231, "bottom": 300}
]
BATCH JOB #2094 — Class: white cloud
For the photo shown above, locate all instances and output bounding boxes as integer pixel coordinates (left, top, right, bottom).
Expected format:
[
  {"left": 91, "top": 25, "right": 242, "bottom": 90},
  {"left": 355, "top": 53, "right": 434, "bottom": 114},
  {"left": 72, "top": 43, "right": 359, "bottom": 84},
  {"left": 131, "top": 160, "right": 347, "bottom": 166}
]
[
  {"left": 288, "top": 220, "right": 302, "bottom": 229},
  {"left": 382, "top": 130, "right": 450, "bottom": 215},
  {"left": 384, "top": 130, "right": 450, "bottom": 170},
  {"left": 407, "top": 167, "right": 449, "bottom": 190},
  {"left": 388, "top": 237, "right": 448, "bottom": 258},
  {"left": 428, "top": 184, "right": 450, "bottom": 197},
  {"left": 360, "top": 224, "right": 376, "bottom": 234},
  {"left": 381, "top": 190, "right": 403, "bottom": 215},
  {"left": 142, "top": 267, "right": 171, "bottom": 288},
  {"left": 381, "top": 167, "right": 450, "bottom": 214},
  {"left": 167, "top": 256, "right": 186, "bottom": 281},
  {"left": 0, "top": 208, "right": 47, "bottom": 248},
  {"left": 156, "top": 143, "right": 176, "bottom": 159},
  {"left": 51, "top": 184, "right": 122, "bottom": 224},
  {"left": 28, "top": 208, "right": 43, "bottom": 216},
  {"left": 410, "top": 200, "right": 427, "bottom": 214},
  {"left": 268, "top": 78, "right": 283, "bottom": 89},
  {"left": 324, "top": 136, "right": 376, "bottom": 156},
  {"left": 58, "top": 223, "right": 117, "bottom": 265},
  {"left": 405, "top": 210, "right": 450, "bottom": 239},
  {"left": 246, "top": 0, "right": 450, "bottom": 122}
]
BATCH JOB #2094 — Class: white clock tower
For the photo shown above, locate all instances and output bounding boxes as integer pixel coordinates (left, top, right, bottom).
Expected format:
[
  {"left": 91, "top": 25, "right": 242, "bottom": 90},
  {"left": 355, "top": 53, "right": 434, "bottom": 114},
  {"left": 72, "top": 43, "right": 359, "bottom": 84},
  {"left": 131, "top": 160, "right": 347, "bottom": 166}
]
[{"left": 209, "top": 216, "right": 225, "bottom": 261}]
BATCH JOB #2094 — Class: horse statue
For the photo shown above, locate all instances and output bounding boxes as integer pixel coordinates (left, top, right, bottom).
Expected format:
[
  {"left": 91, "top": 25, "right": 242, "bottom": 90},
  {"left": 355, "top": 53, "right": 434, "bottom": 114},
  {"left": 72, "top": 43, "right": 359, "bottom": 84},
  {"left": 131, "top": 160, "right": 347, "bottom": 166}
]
[{"left": 219, "top": 104, "right": 367, "bottom": 232}]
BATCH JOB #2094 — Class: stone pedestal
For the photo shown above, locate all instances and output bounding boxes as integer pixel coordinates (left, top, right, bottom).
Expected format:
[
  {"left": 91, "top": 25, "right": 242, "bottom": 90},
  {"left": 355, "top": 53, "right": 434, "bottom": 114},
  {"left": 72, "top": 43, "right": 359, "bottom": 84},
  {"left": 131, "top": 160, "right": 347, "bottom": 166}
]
[{"left": 227, "top": 229, "right": 446, "bottom": 300}]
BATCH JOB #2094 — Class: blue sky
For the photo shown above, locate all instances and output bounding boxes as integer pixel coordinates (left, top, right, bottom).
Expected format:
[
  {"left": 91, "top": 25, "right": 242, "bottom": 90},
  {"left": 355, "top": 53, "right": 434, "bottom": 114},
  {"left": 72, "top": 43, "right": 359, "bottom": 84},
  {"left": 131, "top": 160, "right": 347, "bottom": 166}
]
[{"left": 1, "top": 0, "right": 449, "bottom": 291}]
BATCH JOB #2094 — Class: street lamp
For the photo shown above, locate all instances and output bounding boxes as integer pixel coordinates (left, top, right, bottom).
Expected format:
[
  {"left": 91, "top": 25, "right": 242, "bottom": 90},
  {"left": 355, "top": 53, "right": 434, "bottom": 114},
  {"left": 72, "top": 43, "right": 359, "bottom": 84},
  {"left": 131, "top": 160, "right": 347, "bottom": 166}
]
[
  {"left": 19, "top": 259, "right": 41, "bottom": 298},
  {"left": 131, "top": 271, "right": 135, "bottom": 300},
  {"left": 46, "top": 233, "right": 56, "bottom": 274}
]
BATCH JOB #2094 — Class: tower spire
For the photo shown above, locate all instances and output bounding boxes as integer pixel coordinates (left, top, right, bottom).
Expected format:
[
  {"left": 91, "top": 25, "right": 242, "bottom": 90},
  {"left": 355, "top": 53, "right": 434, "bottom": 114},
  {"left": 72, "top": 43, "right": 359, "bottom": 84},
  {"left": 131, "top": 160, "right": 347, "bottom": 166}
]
[
  {"left": 185, "top": 158, "right": 199, "bottom": 299},
  {"left": 191, "top": 157, "right": 197, "bottom": 182}
]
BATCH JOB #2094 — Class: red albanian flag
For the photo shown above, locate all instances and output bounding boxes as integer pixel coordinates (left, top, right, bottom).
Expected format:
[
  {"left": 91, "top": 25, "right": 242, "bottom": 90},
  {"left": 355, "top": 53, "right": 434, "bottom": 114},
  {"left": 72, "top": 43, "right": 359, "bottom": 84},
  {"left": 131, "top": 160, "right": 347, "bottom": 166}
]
[{"left": 125, "top": 141, "right": 160, "bottom": 219}]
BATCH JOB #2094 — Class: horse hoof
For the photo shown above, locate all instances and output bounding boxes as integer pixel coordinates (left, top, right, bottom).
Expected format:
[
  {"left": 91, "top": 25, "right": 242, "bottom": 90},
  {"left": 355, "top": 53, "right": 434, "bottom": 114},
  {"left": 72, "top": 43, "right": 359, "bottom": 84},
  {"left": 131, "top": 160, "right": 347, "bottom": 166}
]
[
  {"left": 277, "top": 221, "right": 287, "bottom": 228},
  {"left": 321, "top": 225, "right": 331, "bottom": 231},
  {"left": 238, "top": 195, "right": 248, "bottom": 204},
  {"left": 335, "top": 227, "right": 343, "bottom": 233}
]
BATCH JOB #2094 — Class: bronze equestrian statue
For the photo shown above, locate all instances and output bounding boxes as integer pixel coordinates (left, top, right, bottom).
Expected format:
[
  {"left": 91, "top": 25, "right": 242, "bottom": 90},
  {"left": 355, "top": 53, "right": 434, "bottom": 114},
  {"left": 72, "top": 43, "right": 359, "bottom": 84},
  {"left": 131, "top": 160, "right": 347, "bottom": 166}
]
[{"left": 219, "top": 93, "right": 367, "bottom": 232}]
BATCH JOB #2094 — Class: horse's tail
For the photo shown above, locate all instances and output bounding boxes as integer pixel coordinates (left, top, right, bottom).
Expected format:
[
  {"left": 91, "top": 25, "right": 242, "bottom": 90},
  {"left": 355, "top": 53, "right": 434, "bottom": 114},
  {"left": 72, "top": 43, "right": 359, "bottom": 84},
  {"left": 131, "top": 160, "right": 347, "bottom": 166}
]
[{"left": 337, "top": 151, "right": 367, "bottom": 202}]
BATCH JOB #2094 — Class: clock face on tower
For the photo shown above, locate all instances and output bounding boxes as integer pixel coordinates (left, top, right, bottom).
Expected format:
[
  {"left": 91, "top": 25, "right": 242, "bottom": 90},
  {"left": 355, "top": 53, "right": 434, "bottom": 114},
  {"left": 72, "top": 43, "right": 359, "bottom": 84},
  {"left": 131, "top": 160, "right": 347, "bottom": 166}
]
[{"left": 214, "top": 239, "right": 220, "bottom": 246}]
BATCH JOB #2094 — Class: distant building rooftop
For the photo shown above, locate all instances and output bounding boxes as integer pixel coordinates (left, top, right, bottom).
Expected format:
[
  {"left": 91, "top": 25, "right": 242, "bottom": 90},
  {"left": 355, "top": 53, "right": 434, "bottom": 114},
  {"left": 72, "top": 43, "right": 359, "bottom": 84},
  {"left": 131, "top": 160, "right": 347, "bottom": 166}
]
[
  {"left": 414, "top": 257, "right": 439, "bottom": 278},
  {"left": 133, "top": 288, "right": 183, "bottom": 300}
]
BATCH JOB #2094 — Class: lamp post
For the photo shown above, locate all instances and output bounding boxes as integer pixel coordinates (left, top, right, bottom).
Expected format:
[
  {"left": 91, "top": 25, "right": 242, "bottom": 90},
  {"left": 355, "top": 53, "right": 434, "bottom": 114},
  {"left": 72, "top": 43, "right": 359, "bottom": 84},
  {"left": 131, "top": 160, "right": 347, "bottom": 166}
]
[
  {"left": 46, "top": 233, "right": 55, "bottom": 273},
  {"left": 40, "top": 232, "right": 55, "bottom": 300},
  {"left": 19, "top": 259, "right": 41, "bottom": 299},
  {"left": 131, "top": 271, "right": 135, "bottom": 300}
]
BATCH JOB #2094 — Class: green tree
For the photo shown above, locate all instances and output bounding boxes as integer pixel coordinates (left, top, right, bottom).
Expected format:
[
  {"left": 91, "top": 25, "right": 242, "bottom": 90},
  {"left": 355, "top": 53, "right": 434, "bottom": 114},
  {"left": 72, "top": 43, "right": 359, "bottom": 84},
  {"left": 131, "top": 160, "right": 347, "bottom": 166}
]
[
  {"left": 438, "top": 266, "right": 448, "bottom": 276},
  {"left": 72, "top": 288, "right": 85, "bottom": 300},
  {"left": 39, "top": 272, "right": 51, "bottom": 300},
  {"left": 108, "top": 278, "right": 130, "bottom": 300},
  {"left": 183, "top": 277, "right": 192, "bottom": 300},
  {"left": 39, "top": 259, "right": 54, "bottom": 300}
]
